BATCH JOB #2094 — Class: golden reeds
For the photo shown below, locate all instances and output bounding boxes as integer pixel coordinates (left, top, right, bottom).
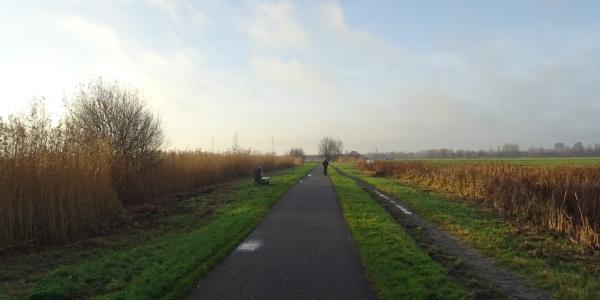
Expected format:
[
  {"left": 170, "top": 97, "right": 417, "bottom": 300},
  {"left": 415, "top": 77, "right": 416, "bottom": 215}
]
[
  {"left": 0, "top": 106, "right": 299, "bottom": 248},
  {"left": 0, "top": 109, "right": 119, "bottom": 247},
  {"left": 357, "top": 160, "right": 600, "bottom": 249},
  {"left": 120, "top": 150, "right": 299, "bottom": 203}
]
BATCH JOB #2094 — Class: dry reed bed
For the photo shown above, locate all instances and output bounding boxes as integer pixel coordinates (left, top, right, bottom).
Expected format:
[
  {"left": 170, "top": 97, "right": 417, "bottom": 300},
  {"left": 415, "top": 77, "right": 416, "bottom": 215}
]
[
  {"left": 0, "top": 149, "right": 298, "bottom": 248},
  {"left": 122, "top": 151, "right": 300, "bottom": 203},
  {"left": 357, "top": 160, "right": 600, "bottom": 249},
  {"left": 0, "top": 114, "right": 299, "bottom": 247}
]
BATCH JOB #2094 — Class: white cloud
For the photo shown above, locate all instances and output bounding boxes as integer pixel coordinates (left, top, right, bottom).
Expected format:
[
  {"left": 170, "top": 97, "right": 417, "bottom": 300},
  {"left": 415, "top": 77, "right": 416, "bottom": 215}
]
[
  {"left": 318, "top": 2, "right": 388, "bottom": 49},
  {"left": 244, "top": 1, "right": 309, "bottom": 50},
  {"left": 250, "top": 56, "right": 336, "bottom": 100},
  {"left": 2, "top": 1, "right": 600, "bottom": 153},
  {"left": 146, "top": 0, "right": 207, "bottom": 25}
]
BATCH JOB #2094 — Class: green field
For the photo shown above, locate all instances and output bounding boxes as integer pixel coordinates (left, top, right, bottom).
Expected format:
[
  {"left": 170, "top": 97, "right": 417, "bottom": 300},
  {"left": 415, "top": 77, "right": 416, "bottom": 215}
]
[{"left": 397, "top": 157, "right": 600, "bottom": 166}]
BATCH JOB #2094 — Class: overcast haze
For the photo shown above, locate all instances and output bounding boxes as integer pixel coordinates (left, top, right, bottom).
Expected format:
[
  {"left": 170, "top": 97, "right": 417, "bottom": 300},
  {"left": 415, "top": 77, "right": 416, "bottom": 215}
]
[{"left": 1, "top": 0, "right": 599, "bottom": 154}]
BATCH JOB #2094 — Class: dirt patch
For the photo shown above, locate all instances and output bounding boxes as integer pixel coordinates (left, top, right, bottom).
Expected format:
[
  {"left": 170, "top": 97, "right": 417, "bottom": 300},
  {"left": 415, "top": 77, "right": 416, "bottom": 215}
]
[{"left": 333, "top": 166, "right": 549, "bottom": 300}]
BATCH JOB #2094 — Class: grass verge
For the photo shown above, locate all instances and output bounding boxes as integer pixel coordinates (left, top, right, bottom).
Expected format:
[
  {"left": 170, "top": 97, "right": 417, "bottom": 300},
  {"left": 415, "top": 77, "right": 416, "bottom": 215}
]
[
  {"left": 329, "top": 167, "right": 469, "bottom": 299},
  {"left": 334, "top": 162, "right": 600, "bottom": 300},
  {"left": 0, "top": 163, "right": 314, "bottom": 300}
]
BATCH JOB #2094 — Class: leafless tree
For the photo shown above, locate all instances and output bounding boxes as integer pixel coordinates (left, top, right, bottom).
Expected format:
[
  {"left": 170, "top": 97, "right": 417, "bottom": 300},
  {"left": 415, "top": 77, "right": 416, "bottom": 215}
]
[
  {"left": 67, "top": 78, "right": 164, "bottom": 200},
  {"left": 318, "top": 137, "right": 343, "bottom": 160},
  {"left": 288, "top": 148, "right": 305, "bottom": 157},
  {"left": 68, "top": 78, "right": 164, "bottom": 164}
]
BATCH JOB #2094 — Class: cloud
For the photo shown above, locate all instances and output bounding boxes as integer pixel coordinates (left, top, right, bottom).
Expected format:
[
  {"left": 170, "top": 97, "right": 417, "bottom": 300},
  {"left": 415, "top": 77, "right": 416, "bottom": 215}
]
[
  {"left": 2, "top": 1, "right": 600, "bottom": 154},
  {"left": 250, "top": 56, "right": 337, "bottom": 101},
  {"left": 146, "top": 0, "right": 207, "bottom": 25},
  {"left": 244, "top": 1, "right": 309, "bottom": 50},
  {"left": 318, "top": 2, "right": 391, "bottom": 50}
]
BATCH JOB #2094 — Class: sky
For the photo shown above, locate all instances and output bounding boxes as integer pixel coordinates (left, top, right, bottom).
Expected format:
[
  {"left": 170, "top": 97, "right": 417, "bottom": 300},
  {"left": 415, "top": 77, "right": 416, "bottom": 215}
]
[{"left": 1, "top": 0, "right": 600, "bottom": 154}]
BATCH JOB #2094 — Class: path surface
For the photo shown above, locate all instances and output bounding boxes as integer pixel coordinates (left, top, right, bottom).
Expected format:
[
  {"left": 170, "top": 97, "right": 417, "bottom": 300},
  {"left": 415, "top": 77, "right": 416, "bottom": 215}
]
[{"left": 186, "top": 166, "right": 376, "bottom": 300}]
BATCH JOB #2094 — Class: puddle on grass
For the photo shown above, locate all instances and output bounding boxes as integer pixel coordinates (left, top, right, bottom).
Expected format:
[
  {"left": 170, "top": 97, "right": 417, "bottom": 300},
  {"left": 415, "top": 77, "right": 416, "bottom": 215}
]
[{"left": 236, "top": 240, "right": 263, "bottom": 252}]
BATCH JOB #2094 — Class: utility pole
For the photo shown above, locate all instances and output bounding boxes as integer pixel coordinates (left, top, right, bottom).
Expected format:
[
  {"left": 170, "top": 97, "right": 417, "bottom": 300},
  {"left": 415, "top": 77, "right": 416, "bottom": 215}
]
[
  {"left": 211, "top": 137, "right": 215, "bottom": 153},
  {"left": 271, "top": 136, "right": 275, "bottom": 154}
]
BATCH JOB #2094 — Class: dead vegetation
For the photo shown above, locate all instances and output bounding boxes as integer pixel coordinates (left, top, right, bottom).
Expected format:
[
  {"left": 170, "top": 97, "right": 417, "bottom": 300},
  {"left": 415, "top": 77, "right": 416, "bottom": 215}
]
[
  {"left": 0, "top": 80, "right": 299, "bottom": 248},
  {"left": 355, "top": 159, "right": 600, "bottom": 249}
]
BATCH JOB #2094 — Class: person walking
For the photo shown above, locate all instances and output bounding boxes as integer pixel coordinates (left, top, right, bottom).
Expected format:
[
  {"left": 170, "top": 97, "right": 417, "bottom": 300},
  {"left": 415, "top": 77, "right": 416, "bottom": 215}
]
[{"left": 322, "top": 158, "right": 329, "bottom": 175}]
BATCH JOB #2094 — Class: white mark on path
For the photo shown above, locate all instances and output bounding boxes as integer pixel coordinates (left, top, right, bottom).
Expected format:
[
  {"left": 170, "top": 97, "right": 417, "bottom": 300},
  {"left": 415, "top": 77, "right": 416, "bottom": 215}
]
[
  {"left": 374, "top": 189, "right": 389, "bottom": 200},
  {"left": 389, "top": 200, "right": 412, "bottom": 215},
  {"left": 375, "top": 189, "right": 412, "bottom": 215},
  {"left": 299, "top": 180, "right": 303, "bottom": 183},
  {"left": 236, "top": 239, "right": 263, "bottom": 252},
  {"left": 308, "top": 174, "right": 312, "bottom": 177}
]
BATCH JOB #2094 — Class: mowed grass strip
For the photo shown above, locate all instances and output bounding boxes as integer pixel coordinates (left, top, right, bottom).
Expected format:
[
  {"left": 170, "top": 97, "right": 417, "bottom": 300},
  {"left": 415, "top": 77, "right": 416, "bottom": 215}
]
[
  {"left": 18, "top": 163, "right": 314, "bottom": 300},
  {"left": 335, "top": 163, "right": 600, "bottom": 300},
  {"left": 329, "top": 168, "right": 469, "bottom": 299}
]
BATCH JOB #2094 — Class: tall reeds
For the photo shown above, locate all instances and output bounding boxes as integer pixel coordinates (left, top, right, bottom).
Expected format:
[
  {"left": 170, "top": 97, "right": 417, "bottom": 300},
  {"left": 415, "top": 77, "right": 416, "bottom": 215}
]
[
  {"left": 0, "top": 102, "right": 299, "bottom": 248},
  {"left": 0, "top": 105, "right": 119, "bottom": 246},
  {"left": 120, "top": 150, "right": 299, "bottom": 203},
  {"left": 357, "top": 160, "right": 600, "bottom": 249}
]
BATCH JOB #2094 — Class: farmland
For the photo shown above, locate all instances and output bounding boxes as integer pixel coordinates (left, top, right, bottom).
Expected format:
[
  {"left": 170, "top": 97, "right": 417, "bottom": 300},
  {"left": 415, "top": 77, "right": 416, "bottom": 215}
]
[
  {"left": 354, "top": 159, "right": 600, "bottom": 248},
  {"left": 3, "top": 2, "right": 600, "bottom": 299},
  {"left": 396, "top": 157, "right": 600, "bottom": 166},
  {"left": 334, "top": 159, "right": 600, "bottom": 299}
]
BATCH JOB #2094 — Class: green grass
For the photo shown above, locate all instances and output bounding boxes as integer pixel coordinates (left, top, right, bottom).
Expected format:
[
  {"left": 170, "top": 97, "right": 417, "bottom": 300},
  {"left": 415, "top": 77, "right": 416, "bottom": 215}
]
[
  {"left": 329, "top": 167, "right": 469, "bottom": 299},
  {"left": 1, "top": 163, "right": 314, "bottom": 300},
  {"left": 399, "top": 157, "right": 600, "bottom": 166},
  {"left": 335, "top": 163, "right": 600, "bottom": 300}
]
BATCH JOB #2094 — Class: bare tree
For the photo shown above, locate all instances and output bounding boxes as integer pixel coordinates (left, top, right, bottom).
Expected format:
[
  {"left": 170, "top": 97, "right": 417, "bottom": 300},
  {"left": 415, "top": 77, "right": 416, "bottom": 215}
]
[
  {"left": 288, "top": 148, "right": 305, "bottom": 157},
  {"left": 68, "top": 78, "right": 164, "bottom": 163},
  {"left": 318, "top": 137, "right": 343, "bottom": 160},
  {"left": 67, "top": 78, "right": 164, "bottom": 201}
]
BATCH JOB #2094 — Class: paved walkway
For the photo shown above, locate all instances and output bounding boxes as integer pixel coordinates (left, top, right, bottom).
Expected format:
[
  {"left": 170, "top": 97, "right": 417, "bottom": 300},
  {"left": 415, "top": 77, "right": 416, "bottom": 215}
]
[{"left": 186, "top": 165, "right": 376, "bottom": 300}]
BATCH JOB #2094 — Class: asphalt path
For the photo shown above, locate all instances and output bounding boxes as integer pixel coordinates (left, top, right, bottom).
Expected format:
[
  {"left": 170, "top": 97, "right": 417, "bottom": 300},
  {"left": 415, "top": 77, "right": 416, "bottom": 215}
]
[{"left": 186, "top": 165, "right": 376, "bottom": 300}]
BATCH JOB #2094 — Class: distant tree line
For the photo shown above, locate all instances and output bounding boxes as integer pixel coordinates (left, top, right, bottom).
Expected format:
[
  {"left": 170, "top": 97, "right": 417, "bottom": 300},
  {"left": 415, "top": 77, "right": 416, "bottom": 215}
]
[{"left": 365, "top": 142, "right": 600, "bottom": 160}]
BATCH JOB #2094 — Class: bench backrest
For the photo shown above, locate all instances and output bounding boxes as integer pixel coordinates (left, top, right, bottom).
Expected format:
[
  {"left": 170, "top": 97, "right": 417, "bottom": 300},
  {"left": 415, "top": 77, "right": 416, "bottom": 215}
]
[{"left": 254, "top": 167, "right": 264, "bottom": 181}]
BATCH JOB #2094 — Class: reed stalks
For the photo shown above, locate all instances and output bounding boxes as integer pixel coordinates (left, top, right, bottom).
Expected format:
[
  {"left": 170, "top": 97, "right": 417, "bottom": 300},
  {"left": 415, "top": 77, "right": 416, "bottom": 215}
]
[
  {"left": 0, "top": 104, "right": 299, "bottom": 247},
  {"left": 356, "top": 159, "right": 600, "bottom": 249}
]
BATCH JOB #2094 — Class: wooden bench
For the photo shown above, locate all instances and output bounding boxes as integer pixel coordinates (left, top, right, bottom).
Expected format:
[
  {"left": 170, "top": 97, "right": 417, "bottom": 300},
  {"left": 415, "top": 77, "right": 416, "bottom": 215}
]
[{"left": 254, "top": 167, "right": 270, "bottom": 185}]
